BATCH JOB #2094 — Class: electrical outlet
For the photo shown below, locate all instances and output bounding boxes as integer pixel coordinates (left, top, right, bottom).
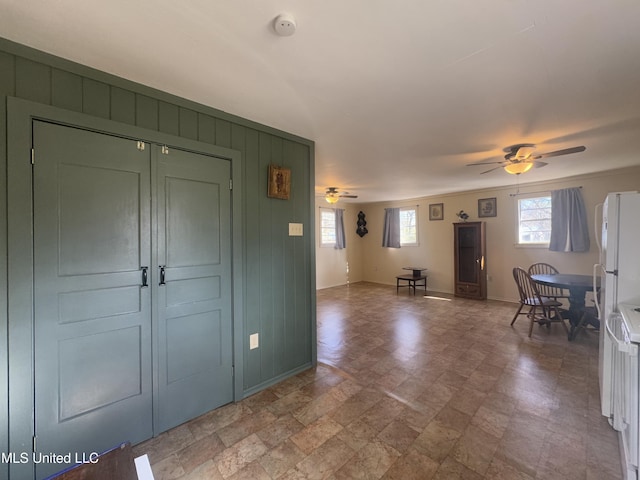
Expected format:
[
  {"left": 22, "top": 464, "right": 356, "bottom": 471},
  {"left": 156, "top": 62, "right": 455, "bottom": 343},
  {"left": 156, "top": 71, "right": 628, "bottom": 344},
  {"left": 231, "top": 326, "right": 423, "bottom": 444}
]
[{"left": 249, "top": 333, "right": 259, "bottom": 350}]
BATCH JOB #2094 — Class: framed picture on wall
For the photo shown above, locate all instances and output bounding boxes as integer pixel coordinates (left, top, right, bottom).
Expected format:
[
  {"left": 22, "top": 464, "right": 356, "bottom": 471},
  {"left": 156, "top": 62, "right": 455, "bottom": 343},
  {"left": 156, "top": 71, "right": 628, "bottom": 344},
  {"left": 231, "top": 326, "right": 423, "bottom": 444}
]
[
  {"left": 267, "top": 164, "right": 291, "bottom": 200},
  {"left": 429, "top": 203, "right": 444, "bottom": 221},
  {"left": 478, "top": 197, "right": 497, "bottom": 217}
]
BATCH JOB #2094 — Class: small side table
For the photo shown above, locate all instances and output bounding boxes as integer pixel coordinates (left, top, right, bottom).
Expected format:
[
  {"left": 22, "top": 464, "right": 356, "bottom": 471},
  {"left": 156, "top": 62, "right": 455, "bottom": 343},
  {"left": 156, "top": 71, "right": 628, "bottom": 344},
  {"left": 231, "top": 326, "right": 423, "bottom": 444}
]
[
  {"left": 403, "top": 267, "right": 427, "bottom": 277},
  {"left": 396, "top": 267, "right": 427, "bottom": 295}
]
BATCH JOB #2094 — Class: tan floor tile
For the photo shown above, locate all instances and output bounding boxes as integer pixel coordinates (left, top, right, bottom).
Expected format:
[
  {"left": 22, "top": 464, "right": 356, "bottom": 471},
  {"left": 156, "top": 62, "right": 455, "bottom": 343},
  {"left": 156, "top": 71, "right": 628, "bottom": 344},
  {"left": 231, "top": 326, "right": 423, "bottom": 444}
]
[
  {"left": 330, "top": 387, "right": 385, "bottom": 426},
  {"left": 288, "top": 436, "right": 355, "bottom": 480},
  {"left": 176, "top": 433, "right": 225, "bottom": 474},
  {"left": 377, "top": 418, "right": 421, "bottom": 453},
  {"left": 141, "top": 283, "right": 623, "bottom": 480},
  {"left": 333, "top": 440, "right": 401, "bottom": 480},
  {"left": 433, "top": 456, "right": 484, "bottom": 479},
  {"left": 255, "top": 413, "right": 305, "bottom": 449},
  {"left": 484, "top": 456, "right": 534, "bottom": 479},
  {"left": 257, "top": 439, "right": 306, "bottom": 479},
  {"left": 226, "top": 460, "right": 272, "bottom": 480},
  {"left": 328, "top": 378, "right": 363, "bottom": 402},
  {"left": 177, "top": 459, "right": 224, "bottom": 480},
  {"left": 447, "top": 387, "right": 488, "bottom": 417},
  {"left": 412, "top": 419, "right": 462, "bottom": 463},
  {"left": 267, "top": 390, "right": 314, "bottom": 418},
  {"left": 381, "top": 448, "right": 439, "bottom": 480},
  {"left": 216, "top": 409, "right": 277, "bottom": 447},
  {"left": 214, "top": 434, "right": 268, "bottom": 478},
  {"left": 290, "top": 414, "right": 344, "bottom": 455},
  {"left": 337, "top": 417, "right": 380, "bottom": 452},
  {"left": 359, "top": 396, "right": 405, "bottom": 432},
  {"left": 292, "top": 391, "right": 343, "bottom": 426},
  {"left": 187, "top": 403, "right": 253, "bottom": 441},
  {"left": 470, "top": 405, "right": 510, "bottom": 439},
  {"left": 434, "top": 404, "right": 472, "bottom": 434},
  {"left": 151, "top": 453, "right": 185, "bottom": 480},
  {"left": 450, "top": 424, "right": 500, "bottom": 476}
]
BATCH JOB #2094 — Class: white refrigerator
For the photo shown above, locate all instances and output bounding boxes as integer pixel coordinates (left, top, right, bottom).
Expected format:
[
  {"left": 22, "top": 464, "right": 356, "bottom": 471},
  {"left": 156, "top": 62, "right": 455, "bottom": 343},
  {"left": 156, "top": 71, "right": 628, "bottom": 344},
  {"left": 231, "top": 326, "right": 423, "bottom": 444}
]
[{"left": 598, "top": 191, "right": 640, "bottom": 479}]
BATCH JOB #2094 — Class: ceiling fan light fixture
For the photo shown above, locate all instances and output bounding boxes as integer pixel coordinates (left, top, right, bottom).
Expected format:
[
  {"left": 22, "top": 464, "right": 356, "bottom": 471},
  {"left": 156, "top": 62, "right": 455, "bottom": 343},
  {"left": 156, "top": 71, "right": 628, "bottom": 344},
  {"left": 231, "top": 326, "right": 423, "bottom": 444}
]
[
  {"left": 325, "top": 193, "right": 339, "bottom": 204},
  {"left": 504, "top": 162, "right": 534, "bottom": 175}
]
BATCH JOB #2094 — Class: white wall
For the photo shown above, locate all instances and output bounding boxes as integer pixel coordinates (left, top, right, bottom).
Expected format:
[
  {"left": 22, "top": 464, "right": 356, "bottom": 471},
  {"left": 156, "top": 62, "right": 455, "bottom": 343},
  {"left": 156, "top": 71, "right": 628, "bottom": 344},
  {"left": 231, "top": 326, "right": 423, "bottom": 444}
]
[
  {"left": 315, "top": 200, "right": 364, "bottom": 289},
  {"left": 316, "top": 167, "right": 640, "bottom": 302}
]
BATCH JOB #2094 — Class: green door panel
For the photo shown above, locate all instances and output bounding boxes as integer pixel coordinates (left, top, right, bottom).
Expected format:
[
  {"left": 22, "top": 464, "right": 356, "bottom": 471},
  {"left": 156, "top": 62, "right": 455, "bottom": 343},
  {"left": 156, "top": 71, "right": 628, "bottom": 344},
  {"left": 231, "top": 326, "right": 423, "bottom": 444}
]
[
  {"left": 31, "top": 121, "right": 235, "bottom": 478},
  {"left": 33, "top": 121, "right": 153, "bottom": 479},
  {"left": 154, "top": 146, "right": 234, "bottom": 433}
]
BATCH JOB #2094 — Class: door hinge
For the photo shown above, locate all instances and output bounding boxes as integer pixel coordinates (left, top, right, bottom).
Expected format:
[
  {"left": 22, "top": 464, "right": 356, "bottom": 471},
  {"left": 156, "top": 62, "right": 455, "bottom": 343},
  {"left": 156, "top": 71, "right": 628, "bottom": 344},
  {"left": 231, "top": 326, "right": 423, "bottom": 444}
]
[
  {"left": 161, "top": 145, "right": 169, "bottom": 155},
  {"left": 32, "top": 435, "right": 37, "bottom": 453},
  {"left": 232, "top": 365, "right": 235, "bottom": 376},
  {"left": 136, "top": 141, "right": 145, "bottom": 151},
  {"left": 31, "top": 148, "right": 35, "bottom": 165},
  {"left": 229, "top": 179, "right": 233, "bottom": 190}
]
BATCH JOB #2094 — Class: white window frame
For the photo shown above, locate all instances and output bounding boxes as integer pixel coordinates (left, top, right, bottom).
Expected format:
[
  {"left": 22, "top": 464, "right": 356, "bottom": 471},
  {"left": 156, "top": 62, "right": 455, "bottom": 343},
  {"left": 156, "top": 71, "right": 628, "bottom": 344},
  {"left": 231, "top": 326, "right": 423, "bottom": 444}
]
[
  {"left": 319, "top": 207, "right": 336, "bottom": 247},
  {"left": 399, "top": 206, "right": 418, "bottom": 246},
  {"left": 516, "top": 194, "right": 552, "bottom": 247}
]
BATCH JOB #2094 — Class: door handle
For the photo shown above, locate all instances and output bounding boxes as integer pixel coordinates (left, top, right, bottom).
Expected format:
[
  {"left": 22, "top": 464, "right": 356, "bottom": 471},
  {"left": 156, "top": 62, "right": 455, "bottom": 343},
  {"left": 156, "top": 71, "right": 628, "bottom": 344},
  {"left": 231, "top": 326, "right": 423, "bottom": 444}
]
[
  {"left": 159, "top": 265, "right": 166, "bottom": 286},
  {"left": 141, "top": 266, "right": 148, "bottom": 287}
]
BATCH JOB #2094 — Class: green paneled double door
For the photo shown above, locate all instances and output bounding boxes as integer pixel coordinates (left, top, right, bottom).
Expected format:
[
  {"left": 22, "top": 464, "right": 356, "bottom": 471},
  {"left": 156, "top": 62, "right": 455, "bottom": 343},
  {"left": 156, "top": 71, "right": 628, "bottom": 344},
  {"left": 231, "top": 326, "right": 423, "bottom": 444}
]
[{"left": 32, "top": 121, "right": 233, "bottom": 478}]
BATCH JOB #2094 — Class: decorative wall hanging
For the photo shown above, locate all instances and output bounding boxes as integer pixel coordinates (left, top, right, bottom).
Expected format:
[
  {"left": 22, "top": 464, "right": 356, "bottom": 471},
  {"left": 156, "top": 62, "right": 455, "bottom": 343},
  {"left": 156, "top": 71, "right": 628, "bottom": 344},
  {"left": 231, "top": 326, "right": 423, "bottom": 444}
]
[
  {"left": 429, "top": 203, "right": 444, "bottom": 221},
  {"left": 478, "top": 197, "right": 497, "bottom": 217},
  {"left": 267, "top": 164, "right": 291, "bottom": 200},
  {"left": 456, "top": 210, "right": 469, "bottom": 222},
  {"left": 356, "top": 211, "right": 368, "bottom": 237}
]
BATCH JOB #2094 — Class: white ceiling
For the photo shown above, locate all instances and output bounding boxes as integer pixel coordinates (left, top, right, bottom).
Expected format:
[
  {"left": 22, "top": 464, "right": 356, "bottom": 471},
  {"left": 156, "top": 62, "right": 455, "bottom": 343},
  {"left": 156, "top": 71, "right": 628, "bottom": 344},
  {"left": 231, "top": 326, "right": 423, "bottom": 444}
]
[{"left": 2, "top": 0, "right": 640, "bottom": 203}]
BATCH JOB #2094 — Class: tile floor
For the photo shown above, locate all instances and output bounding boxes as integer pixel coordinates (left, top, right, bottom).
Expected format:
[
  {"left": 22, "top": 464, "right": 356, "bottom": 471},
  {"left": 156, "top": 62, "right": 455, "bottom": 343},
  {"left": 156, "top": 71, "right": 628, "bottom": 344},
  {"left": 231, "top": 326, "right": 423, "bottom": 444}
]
[{"left": 134, "top": 282, "right": 623, "bottom": 479}]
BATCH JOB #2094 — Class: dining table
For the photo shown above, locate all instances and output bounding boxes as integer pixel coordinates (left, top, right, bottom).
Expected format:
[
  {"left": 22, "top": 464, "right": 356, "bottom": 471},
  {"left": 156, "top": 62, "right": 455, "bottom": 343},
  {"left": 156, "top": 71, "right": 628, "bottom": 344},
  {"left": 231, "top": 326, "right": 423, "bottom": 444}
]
[{"left": 531, "top": 273, "right": 600, "bottom": 340}]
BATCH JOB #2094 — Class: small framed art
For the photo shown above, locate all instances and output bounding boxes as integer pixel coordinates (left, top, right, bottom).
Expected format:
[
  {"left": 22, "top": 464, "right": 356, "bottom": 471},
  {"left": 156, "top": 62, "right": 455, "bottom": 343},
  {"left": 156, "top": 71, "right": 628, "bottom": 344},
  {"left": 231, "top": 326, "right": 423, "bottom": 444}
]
[
  {"left": 429, "top": 203, "right": 444, "bottom": 221},
  {"left": 267, "top": 164, "right": 291, "bottom": 200},
  {"left": 478, "top": 197, "right": 497, "bottom": 218}
]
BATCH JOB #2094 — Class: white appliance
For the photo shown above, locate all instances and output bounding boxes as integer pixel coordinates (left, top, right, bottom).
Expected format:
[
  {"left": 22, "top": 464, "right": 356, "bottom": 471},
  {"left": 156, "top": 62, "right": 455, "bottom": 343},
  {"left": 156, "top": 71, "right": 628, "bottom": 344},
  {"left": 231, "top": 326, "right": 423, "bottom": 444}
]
[{"left": 597, "top": 192, "right": 640, "bottom": 479}]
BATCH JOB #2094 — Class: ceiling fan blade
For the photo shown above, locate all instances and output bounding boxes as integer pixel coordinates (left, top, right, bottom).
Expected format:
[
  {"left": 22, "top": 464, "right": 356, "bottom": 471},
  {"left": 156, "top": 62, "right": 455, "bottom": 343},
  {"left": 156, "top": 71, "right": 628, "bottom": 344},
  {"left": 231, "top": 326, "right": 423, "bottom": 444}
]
[
  {"left": 466, "top": 160, "right": 505, "bottom": 166},
  {"left": 533, "top": 161, "right": 548, "bottom": 168},
  {"left": 480, "top": 166, "right": 503, "bottom": 174},
  {"left": 339, "top": 195, "right": 358, "bottom": 198},
  {"left": 533, "top": 146, "right": 586, "bottom": 159}
]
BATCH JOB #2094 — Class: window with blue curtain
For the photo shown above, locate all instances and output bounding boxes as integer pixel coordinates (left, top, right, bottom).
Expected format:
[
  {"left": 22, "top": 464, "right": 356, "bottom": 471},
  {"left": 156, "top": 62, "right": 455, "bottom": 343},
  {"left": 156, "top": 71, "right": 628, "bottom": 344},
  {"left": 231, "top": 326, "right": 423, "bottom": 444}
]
[
  {"left": 382, "top": 207, "right": 401, "bottom": 248},
  {"left": 335, "top": 208, "right": 346, "bottom": 249},
  {"left": 549, "top": 187, "right": 590, "bottom": 252}
]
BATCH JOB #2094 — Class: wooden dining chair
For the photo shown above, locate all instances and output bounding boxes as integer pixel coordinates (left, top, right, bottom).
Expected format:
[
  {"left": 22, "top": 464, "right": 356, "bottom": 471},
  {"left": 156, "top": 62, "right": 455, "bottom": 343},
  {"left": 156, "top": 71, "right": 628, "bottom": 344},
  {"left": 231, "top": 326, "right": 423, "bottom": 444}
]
[
  {"left": 511, "top": 267, "right": 569, "bottom": 337},
  {"left": 527, "top": 262, "right": 571, "bottom": 302}
]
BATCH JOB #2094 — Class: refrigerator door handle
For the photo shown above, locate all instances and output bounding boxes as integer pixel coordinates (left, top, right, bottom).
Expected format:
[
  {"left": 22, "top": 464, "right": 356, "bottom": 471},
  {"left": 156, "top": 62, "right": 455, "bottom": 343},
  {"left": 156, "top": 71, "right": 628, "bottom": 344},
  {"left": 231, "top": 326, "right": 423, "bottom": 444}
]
[
  {"left": 606, "top": 314, "right": 638, "bottom": 356},
  {"left": 593, "top": 263, "right": 605, "bottom": 320}
]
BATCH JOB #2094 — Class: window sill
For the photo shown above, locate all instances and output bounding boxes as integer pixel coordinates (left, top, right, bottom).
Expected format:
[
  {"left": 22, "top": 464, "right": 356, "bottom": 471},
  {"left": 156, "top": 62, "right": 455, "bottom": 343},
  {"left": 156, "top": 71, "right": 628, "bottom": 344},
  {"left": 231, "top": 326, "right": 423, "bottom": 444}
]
[{"left": 515, "top": 243, "right": 549, "bottom": 249}]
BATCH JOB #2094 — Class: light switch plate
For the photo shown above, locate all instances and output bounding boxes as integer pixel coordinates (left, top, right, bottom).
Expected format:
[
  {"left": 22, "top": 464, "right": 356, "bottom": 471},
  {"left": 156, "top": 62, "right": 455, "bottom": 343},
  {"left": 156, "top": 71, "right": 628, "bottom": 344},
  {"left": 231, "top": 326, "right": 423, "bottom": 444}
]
[
  {"left": 288, "top": 223, "right": 303, "bottom": 236},
  {"left": 249, "top": 333, "right": 259, "bottom": 350}
]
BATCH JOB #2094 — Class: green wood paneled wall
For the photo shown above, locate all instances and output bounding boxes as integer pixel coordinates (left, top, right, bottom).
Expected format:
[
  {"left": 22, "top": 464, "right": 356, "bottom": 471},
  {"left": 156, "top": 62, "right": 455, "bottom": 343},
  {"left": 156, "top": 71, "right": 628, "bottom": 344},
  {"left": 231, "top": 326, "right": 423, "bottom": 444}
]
[
  {"left": 0, "top": 50, "right": 12, "bottom": 478},
  {"left": 0, "top": 38, "right": 316, "bottom": 466}
]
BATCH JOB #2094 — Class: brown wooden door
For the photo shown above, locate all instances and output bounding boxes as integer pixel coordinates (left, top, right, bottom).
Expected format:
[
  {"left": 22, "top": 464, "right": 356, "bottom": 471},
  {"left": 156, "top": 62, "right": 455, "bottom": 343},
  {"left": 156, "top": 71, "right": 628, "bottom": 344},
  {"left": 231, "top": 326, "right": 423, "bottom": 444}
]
[{"left": 453, "top": 222, "right": 486, "bottom": 299}]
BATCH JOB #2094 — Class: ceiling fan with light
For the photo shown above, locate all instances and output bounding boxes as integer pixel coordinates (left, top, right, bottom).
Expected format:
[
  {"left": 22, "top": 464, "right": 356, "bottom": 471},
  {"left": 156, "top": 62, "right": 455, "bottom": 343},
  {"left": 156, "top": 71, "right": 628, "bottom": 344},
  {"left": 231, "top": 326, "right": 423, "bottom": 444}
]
[
  {"left": 325, "top": 187, "right": 358, "bottom": 204},
  {"left": 466, "top": 144, "right": 586, "bottom": 175}
]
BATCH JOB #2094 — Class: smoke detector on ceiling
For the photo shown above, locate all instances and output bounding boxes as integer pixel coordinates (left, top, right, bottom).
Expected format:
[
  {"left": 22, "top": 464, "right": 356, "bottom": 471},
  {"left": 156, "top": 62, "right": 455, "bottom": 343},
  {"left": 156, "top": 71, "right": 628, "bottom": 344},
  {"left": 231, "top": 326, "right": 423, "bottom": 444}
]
[{"left": 274, "top": 14, "right": 297, "bottom": 36}]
